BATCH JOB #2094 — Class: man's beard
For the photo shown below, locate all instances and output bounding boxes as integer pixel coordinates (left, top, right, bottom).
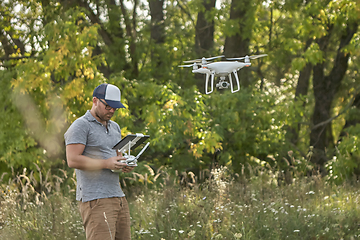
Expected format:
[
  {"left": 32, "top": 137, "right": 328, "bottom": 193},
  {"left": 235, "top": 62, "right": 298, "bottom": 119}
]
[{"left": 95, "top": 110, "right": 113, "bottom": 122}]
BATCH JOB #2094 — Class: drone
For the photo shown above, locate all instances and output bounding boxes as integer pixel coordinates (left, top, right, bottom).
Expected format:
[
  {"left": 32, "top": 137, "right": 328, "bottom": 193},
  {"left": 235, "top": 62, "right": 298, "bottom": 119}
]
[{"left": 178, "top": 54, "right": 267, "bottom": 94}]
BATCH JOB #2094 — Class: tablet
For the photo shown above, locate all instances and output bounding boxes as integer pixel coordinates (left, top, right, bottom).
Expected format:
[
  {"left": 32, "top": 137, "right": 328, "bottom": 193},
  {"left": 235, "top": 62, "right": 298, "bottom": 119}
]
[{"left": 112, "top": 133, "right": 150, "bottom": 153}]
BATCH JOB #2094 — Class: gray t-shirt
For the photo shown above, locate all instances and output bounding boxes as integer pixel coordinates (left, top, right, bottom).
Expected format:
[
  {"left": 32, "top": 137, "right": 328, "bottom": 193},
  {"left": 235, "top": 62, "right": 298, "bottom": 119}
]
[{"left": 64, "top": 110, "right": 125, "bottom": 202}]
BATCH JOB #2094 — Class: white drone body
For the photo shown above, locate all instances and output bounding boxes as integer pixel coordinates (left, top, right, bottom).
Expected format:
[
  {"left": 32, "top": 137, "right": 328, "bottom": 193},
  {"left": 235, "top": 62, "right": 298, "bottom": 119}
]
[{"left": 179, "top": 54, "right": 267, "bottom": 94}]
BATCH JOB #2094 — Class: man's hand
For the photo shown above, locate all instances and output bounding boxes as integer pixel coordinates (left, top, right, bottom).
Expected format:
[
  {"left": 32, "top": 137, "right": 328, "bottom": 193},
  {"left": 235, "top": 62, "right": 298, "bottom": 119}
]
[
  {"left": 106, "top": 155, "right": 128, "bottom": 171},
  {"left": 106, "top": 156, "right": 136, "bottom": 172},
  {"left": 115, "top": 151, "right": 135, "bottom": 173},
  {"left": 121, "top": 166, "right": 135, "bottom": 173}
]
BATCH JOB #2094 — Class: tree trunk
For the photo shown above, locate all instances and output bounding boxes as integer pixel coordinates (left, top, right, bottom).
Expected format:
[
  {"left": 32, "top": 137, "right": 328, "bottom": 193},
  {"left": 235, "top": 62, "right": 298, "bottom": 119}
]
[
  {"left": 119, "top": 0, "right": 139, "bottom": 78},
  {"left": 193, "top": 0, "right": 217, "bottom": 92},
  {"left": 223, "top": 0, "right": 256, "bottom": 175},
  {"left": 310, "top": 22, "right": 358, "bottom": 171},
  {"left": 195, "top": 0, "right": 216, "bottom": 56},
  {"left": 288, "top": 40, "right": 313, "bottom": 145},
  {"left": 75, "top": 0, "right": 128, "bottom": 77},
  {"left": 148, "top": 0, "right": 166, "bottom": 80},
  {"left": 224, "top": 0, "right": 256, "bottom": 88}
]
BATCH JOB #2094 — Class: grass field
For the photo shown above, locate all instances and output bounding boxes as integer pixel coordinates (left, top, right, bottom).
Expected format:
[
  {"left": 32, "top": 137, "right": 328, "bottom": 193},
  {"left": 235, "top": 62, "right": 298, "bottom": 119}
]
[{"left": 1, "top": 166, "right": 360, "bottom": 239}]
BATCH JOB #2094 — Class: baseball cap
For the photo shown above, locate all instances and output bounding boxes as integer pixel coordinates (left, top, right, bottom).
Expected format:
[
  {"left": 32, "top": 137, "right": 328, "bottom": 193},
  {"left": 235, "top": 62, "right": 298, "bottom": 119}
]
[{"left": 93, "top": 83, "right": 126, "bottom": 109}]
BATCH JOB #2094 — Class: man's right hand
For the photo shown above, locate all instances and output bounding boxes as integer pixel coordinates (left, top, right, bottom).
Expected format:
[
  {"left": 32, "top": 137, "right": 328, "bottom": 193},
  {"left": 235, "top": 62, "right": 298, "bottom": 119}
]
[{"left": 106, "top": 155, "right": 128, "bottom": 171}]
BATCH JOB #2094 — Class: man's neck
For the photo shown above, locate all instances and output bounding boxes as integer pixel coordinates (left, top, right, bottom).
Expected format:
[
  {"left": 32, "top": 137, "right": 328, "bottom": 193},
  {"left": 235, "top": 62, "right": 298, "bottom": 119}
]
[{"left": 90, "top": 109, "right": 107, "bottom": 126}]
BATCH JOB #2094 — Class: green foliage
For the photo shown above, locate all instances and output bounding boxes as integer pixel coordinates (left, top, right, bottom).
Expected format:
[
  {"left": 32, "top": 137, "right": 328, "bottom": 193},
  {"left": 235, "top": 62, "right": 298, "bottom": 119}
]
[
  {"left": 205, "top": 82, "right": 303, "bottom": 174},
  {"left": 304, "top": 43, "right": 324, "bottom": 65},
  {"left": 0, "top": 7, "right": 104, "bottom": 173},
  {"left": 326, "top": 124, "right": 360, "bottom": 184},
  {"left": 0, "top": 70, "right": 48, "bottom": 174},
  {"left": 112, "top": 78, "right": 222, "bottom": 170},
  {"left": 0, "top": 0, "right": 359, "bottom": 182},
  {"left": 107, "top": 76, "right": 303, "bottom": 175}
]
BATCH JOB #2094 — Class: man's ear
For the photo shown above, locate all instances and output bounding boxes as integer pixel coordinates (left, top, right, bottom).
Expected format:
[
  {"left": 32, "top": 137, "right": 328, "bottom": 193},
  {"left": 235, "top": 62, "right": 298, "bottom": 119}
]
[{"left": 92, "top": 97, "right": 97, "bottom": 105}]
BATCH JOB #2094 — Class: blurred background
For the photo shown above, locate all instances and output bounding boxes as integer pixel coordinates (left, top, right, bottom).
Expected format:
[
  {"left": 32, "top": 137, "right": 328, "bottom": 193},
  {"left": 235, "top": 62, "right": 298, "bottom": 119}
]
[{"left": 0, "top": 0, "right": 359, "bottom": 188}]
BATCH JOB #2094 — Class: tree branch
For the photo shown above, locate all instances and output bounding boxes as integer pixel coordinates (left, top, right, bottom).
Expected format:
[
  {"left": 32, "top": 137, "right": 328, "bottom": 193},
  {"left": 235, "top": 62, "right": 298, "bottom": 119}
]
[
  {"left": 312, "top": 86, "right": 360, "bottom": 130},
  {"left": 0, "top": 55, "right": 38, "bottom": 61},
  {"left": 176, "top": 0, "right": 196, "bottom": 28},
  {"left": 77, "top": 0, "right": 113, "bottom": 46}
]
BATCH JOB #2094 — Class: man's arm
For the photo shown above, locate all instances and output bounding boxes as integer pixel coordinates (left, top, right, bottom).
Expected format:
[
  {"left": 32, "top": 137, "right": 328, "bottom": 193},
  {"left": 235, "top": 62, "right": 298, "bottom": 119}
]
[{"left": 66, "top": 144, "right": 127, "bottom": 171}]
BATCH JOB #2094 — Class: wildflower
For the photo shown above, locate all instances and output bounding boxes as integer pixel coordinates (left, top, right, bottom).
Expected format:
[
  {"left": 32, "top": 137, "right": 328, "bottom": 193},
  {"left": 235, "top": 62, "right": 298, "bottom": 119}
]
[
  {"left": 203, "top": 197, "right": 207, "bottom": 200},
  {"left": 294, "top": 230, "right": 300, "bottom": 233},
  {"left": 234, "top": 232, "right": 243, "bottom": 239},
  {"left": 136, "top": 195, "right": 145, "bottom": 203},
  {"left": 179, "top": 230, "right": 184, "bottom": 234},
  {"left": 215, "top": 233, "right": 223, "bottom": 239},
  {"left": 188, "top": 230, "right": 196, "bottom": 237}
]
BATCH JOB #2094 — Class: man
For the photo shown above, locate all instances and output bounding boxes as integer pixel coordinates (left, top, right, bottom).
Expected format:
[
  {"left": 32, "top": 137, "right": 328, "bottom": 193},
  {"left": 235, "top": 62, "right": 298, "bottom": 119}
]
[{"left": 64, "top": 83, "right": 133, "bottom": 240}]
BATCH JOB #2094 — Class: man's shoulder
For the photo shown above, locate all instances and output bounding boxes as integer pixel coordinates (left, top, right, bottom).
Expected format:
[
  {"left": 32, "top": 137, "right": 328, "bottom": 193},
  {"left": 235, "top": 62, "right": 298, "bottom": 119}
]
[
  {"left": 109, "top": 120, "right": 120, "bottom": 130},
  {"left": 69, "top": 113, "right": 92, "bottom": 129},
  {"left": 64, "top": 113, "right": 91, "bottom": 141},
  {"left": 109, "top": 119, "right": 119, "bottom": 125},
  {"left": 72, "top": 115, "right": 88, "bottom": 124}
]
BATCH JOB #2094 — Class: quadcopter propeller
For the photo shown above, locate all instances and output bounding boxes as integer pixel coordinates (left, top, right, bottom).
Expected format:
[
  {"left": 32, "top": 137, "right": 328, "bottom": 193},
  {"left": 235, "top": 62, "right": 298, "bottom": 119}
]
[
  {"left": 178, "top": 64, "right": 195, "bottom": 67},
  {"left": 178, "top": 62, "right": 200, "bottom": 70},
  {"left": 183, "top": 55, "right": 225, "bottom": 63},
  {"left": 226, "top": 54, "right": 268, "bottom": 61}
]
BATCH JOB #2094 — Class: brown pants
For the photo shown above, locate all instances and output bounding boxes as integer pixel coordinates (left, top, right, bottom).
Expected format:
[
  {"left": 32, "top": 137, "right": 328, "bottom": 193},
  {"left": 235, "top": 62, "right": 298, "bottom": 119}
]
[{"left": 79, "top": 197, "right": 131, "bottom": 240}]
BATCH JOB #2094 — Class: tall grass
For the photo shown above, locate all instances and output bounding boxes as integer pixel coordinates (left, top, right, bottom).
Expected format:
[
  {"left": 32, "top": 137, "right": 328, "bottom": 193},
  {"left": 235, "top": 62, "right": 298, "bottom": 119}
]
[
  {"left": 1, "top": 164, "right": 360, "bottom": 239},
  {"left": 0, "top": 166, "right": 85, "bottom": 239},
  {"left": 129, "top": 167, "right": 360, "bottom": 239}
]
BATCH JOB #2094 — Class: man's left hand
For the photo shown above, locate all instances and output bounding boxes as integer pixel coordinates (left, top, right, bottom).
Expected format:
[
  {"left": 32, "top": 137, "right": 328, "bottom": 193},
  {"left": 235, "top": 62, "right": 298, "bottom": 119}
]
[{"left": 121, "top": 166, "right": 135, "bottom": 173}]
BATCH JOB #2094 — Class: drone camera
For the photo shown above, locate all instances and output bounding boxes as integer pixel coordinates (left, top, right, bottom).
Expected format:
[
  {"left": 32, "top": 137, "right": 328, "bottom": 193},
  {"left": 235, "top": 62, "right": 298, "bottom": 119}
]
[{"left": 216, "top": 81, "right": 230, "bottom": 89}]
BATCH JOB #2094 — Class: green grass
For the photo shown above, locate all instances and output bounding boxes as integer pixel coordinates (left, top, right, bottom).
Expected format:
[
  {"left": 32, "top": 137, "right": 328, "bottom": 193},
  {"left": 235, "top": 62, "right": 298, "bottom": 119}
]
[{"left": 1, "top": 166, "right": 360, "bottom": 239}]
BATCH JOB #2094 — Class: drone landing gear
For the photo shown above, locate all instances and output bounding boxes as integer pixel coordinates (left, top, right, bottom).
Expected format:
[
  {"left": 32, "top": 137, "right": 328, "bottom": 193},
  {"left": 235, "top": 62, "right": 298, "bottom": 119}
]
[
  {"left": 229, "top": 70, "right": 240, "bottom": 93},
  {"left": 204, "top": 72, "right": 215, "bottom": 94},
  {"left": 205, "top": 72, "right": 240, "bottom": 94}
]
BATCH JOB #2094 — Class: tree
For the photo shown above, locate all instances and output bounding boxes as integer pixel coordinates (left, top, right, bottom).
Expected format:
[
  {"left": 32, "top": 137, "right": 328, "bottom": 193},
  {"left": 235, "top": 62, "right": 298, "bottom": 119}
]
[
  {"left": 224, "top": 0, "right": 258, "bottom": 88},
  {"left": 310, "top": 21, "right": 358, "bottom": 170},
  {"left": 148, "top": 0, "right": 166, "bottom": 79},
  {"left": 1, "top": 0, "right": 360, "bottom": 183},
  {"left": 195, "top": 0, "right": 216, "bottom": 56}
]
